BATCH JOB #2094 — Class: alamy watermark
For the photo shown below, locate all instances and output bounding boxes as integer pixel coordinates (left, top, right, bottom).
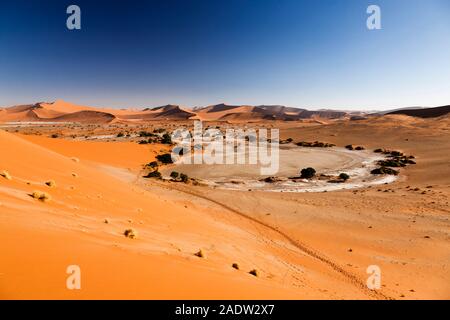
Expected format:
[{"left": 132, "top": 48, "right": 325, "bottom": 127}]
[
  {"left": 66, "top": 5, "right": 81, "bottom": 30},
  {"left": 170, "top": 121, "right": 279, "bottom": 175},
  {"left": 367, "top": 5, "right": 382, "bottom": 30},
  {"left": 66, "top": 264, "right": 81, "bottom": 290}
]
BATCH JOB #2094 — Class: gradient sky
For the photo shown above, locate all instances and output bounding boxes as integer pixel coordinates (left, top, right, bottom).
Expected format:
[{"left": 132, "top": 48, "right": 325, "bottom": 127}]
[{"left": 1, "top": 0, "right": 449, "bottom": 110}]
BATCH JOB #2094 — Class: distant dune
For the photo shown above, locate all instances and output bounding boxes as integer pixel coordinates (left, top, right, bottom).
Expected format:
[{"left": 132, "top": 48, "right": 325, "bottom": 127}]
[
  {"left": 387, "top": 105, "right": 450, "bottom": 118},
  {"left": 0, "top": 100, "right": 349, "bottom": 123},
  {"left": 1, "top": 100, "right": 448, "bottom": 124}
]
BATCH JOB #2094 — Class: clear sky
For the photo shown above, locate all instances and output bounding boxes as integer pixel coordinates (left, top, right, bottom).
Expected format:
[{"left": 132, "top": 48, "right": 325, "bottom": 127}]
[{"left": 1, "top": 0, "right": 449, "bottom": 110}]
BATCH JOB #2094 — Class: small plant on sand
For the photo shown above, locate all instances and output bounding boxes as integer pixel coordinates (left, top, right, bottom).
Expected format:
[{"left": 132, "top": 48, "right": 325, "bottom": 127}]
[
  {"left": 345, "top": 144, "right": 354, "bottom": 150},
  {"left": 194, "top": 249, "right": 205, "bottom": 258},
  {"left": 355, "top": 146, "right": 365, "bottom": 150},
  {"left": 300, "top": 167, "right": 316, "bottom": 179},
  {"left": 0, "top": 170, "right": 12, "bottom": 180},
  {"left": 161, "top": 133, "right": 172, "bottom": 145},
  {"left": 146, "top": 161, "right": 158, "bottom": 169},
  {"left": 45, "top": 180, "right": 56, "bottom": 187},
  {"left": 143, "top": 170, "right": 162, "bottom": 179},
  {"left": 124, "top": 228, "right": 137, "bottom": 239},
  {"left": 50, "top": 133, "right": 59, "bottom": 138},
  {"left": 170, "top": 171, "right": 179, "bottom": 179},
  {"left": 339, "top": 173, "right": 350, "bottom": 181},
  {"left": 370, "top": 167, "right": 399, "bottom": 175},
  {"left": 296, "top": 141, "right": 335, "bottom": 148},
  {"left": 249, "top": 269, "right": 258, "bottom": 277},
  {"left": 179, "top": 173, "right": 189, "bottom": 183},
  {"left": 232, "top": 263, "right": 240, "bottom": 270},
  {"left": 156, "top": 153, "right": 173, "bottom": 164},
  {"left": 139, "top": 131, "right": 156, "bottom": 137},
  {"left": 117, "top": 132, "right": 124, "bottom": 138},
  {"left": 373, "top": 148, "right": 384, "bottom": 153},
  {"left": 31, "top": 191, "right": 51, "bottom": 202}
]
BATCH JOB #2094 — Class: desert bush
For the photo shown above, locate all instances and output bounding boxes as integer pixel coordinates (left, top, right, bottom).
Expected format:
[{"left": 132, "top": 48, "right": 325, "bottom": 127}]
[
  {"left": 296, "top": 141, "right": 334, "bottom": 148},
  {"left": 31, "top": 191, "right": 51, "bottom": 202},
  {"left": 262, "top": 176, "right": 280, "bottom": 183},
  {"left": 377, "top": 159, "right": 405, "bottom": 167},
  {"left": 45, "top": 180, "right": 56, "bottom": 187},
  {"left": 170, "top": 171, "right": 179, "bottom": 179},
  {"left": 180, "top": 173, "right": 189, "bottom": 183},
  {"left": 138, "top": 140, "right": 148, "bottom": 144},
  {"left": 124, "top": 228, "right": 137, "bottom": 239},
  {"left": 339, "top": 173, "right": 350, "bottom": 181},
  {"left": 232, "top": 263, "right": 240, "bottom": 270},
  {"left": 144, "top": 170, "right": 162, "bottom": 179},
  {"left": 345, "top": 144, "right": 354, "bottom": 150},
  {"left": 146, "top": 161, "right": 158, "bottom": 169},
  {"left": 194, "top": 249, "right": 205, "bottom": 258},
  {"left": 370, "top": 167, "right": 399, "bottom": 175},
  {"left": 374, "top": 148, "right": 383, "bottom": 153},
  {"left": 139, "top": 131, "right": 156, "bottom": 137},
  {"left": 355, "top": 146, "right": 365, "bottom": 150},
  {"left": 0, "top": 170, "right": 12, "bottom": 180},
  {"left": 300, "top": 167, "right": 316, "bottom": 179},
  {"left": 117, "top": 132, "right": 124, "bottom": 138},
  {"left": 161, "top": 133, "right": 172, "bottom": 144},
  {"left": 249, "top": 269, "right": 258, "bottom": 277},
  {"left": 156, "top": 153, "right": 173, "bottom": 164},
  {"left": 50, "top": 134, "right": 59, "bottom": 138}
]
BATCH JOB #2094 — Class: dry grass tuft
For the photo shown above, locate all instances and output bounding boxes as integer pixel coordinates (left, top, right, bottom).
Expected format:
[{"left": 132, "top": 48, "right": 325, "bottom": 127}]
[
  {"left": 124, "top": 228, "right": 137, "bottom": 239},
  {"left": 194, "top": 249, "right": 205, "bottom": 258},
  {"left": 31, "top": 191, "right": 51, "bottom": 202},
  {"left": 0, "top": 170, "right": 12, "bottom": 180},
  {"left": 249, "top": 269, "right": 258, "bottom": 277},
  {"left": 45, "top": 180, "right": 56, "bottom": 187}
]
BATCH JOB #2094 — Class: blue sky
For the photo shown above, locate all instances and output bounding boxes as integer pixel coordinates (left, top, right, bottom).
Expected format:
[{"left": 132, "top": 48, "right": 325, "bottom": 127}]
[{"left": 0, "top": 0, "right": 449, "bottom": 110}]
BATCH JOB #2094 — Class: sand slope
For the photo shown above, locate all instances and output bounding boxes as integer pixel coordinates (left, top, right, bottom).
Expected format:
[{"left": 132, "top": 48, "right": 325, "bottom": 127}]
[{"left": 1, "top": 130, "right": 378, "bottom": 299}]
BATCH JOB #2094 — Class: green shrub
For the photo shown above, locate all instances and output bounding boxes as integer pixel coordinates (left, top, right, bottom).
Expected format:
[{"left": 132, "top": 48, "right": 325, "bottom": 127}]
[
  {"left": 377, "top": 160, "right": 405, "bottom": 167},
  {"left": 249, "top": 269, "right": 258, "bottom": 277},
  {"left": 156, "top": 153, "right": 173, "bottom": 164},
  {"left": 180, "top": 173, "right": 189, "bottom": 183},
  {"left": 161, "top": 133, "right": 172, "bottom": 144},
  {"left": 139, "top": 131, "right": 156, "bottom": 137},
  {"left": 339, "top": 173, "right": 350, "bottom": 181},
  {"left": 300, "top": 167, "right": 316, "bottom": 179},
  {"left": 370, "top": 167, "right": 399, "bottom": 175},
  {"left": 146, "top": 161, "right": 158, "bottom": 169},
  {"left": 143, "top": 170, "right": 162, "bottom": 179}
]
